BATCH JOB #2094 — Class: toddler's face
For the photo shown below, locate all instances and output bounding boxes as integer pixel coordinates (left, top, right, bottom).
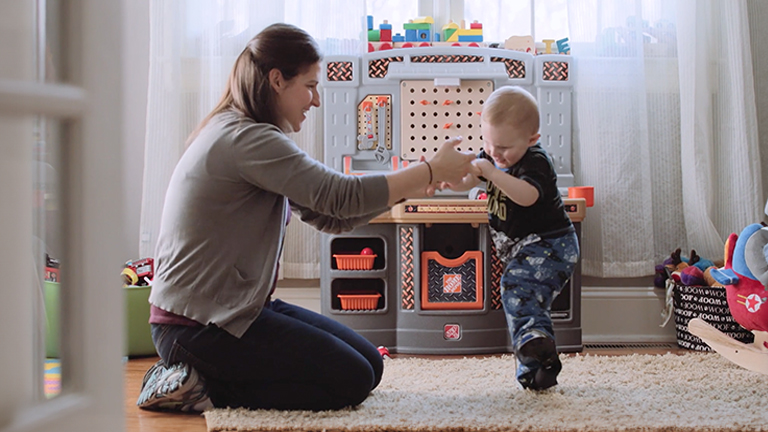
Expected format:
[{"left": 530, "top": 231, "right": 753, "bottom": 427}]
[{"left": 480, "top": 120, "right": 539, "bottom": 169}]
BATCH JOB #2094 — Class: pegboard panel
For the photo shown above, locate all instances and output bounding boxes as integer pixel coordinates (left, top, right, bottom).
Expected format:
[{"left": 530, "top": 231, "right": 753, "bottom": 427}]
[
  {"left": 400, "top": 80, "right": 492, "bottom": 161},
  {"left": 357, "top": 95, "right": 392, "bottom": 151}
]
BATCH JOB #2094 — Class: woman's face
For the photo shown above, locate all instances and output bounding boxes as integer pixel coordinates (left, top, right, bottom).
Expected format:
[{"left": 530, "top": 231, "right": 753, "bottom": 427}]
[{"left": 272, "top": 62, "right": 321, "bottom": 133}]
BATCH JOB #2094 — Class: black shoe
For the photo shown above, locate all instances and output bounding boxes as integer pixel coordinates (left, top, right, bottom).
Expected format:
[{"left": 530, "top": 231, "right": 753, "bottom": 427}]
[{"left": 516, "top": 335, "right": 562, "bottom": 390}]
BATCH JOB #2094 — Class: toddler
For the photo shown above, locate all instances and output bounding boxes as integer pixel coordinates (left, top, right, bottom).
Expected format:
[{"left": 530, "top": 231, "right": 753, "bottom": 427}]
[{"left": 441, "top": 86, "right": 580, "bottom": 390}]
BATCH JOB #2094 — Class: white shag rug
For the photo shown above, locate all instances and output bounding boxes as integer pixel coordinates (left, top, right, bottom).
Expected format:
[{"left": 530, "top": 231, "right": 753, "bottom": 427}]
[{"left": 204, "top": 352, "right": 768, "bottom": 432}]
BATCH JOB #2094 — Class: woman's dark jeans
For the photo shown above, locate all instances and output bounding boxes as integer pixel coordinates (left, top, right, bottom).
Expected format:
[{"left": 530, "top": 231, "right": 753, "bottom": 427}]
[{"left": 151, "top": 299, "right": 383, "bottom": 411}]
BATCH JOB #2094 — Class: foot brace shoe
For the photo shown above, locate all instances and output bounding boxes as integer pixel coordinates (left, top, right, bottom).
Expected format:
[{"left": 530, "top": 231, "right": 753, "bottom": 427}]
[
  {"left": 515, "top": 333, "right": 562, "bottom": 391},
  {"left": 136, "top": 361, "right": 213, "bottom": 413}
]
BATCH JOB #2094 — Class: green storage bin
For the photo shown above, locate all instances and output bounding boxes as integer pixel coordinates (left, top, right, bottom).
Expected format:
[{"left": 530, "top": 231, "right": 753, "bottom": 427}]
[
  {"left": 124, "top": 285, "right": 156, "bottom": 357},
  {"left": 43, "top": 283, "right": 157, "bottom": 358},
  {"left": 44, "top": 282, "right": 60, "bottom": 358}
]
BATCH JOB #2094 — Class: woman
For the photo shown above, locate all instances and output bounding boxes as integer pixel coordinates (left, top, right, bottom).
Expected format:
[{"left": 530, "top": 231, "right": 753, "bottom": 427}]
[{"left": 137, "top": 23, "right": 476, "bottom": 413}]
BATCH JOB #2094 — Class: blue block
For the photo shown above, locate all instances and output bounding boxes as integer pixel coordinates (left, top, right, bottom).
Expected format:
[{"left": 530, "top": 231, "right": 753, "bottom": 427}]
[
  {"left": 458, "top": 35, "right": 483, "bottom": 42},
  {"left": 392, "top": 33, "right": 405, "bottom": 42},
  {"left": 557, "top": 37, "right": 570, "bottom": 54},
  {"left": 367, "top": 15, "right": 373, "bottom": 30},
  {"left": 433, "top": 32, "right": 441, "bottom": 42},
  {"left": 379, "top": 22, "right": 392, "bottom": 30},
  {"left": 417, "top": 29, "right": 430, "bottom": 41},
  {"left": 405, "top": 29, "right": 417, "bottom": 42}
]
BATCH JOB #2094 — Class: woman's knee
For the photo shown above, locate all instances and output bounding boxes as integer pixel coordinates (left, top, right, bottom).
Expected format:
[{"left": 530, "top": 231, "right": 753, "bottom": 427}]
[{"left": 336, "top": 360, "right": 377, "bottom": 407}]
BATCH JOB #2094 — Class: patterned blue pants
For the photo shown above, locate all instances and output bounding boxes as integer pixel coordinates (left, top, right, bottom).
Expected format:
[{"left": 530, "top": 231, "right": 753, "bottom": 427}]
[{"left": 500, "top": 231, "right": 579, "bottom": 381}]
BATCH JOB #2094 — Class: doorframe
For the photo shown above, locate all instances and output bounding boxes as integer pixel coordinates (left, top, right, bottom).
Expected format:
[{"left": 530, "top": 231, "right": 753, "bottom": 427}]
[{"left": 0, "top": 1, "right": 125, "bottom": 431}]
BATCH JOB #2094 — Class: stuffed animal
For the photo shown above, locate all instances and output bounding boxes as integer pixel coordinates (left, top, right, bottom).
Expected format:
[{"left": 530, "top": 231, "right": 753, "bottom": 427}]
[
  {"left": 688, "top": 223, "right": 768, "bottom": 375},
  {"left": 680, "top": 265, "right": 705, "bottom": 286},
  {"left": 660, "top": 248, "right": 718, "bottom": 287},
  {"left": 710, "top": 224, "right": 768, "bottom": 334},
  {"left": 702, "top": 266, "right": 722, "bottom": 287}
]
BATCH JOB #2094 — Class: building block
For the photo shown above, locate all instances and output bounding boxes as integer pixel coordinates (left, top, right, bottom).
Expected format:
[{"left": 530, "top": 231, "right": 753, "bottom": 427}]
[
  {"left": 405, "top": 29, "right": 417, "bottom": 42},
  {"left": 542, "top": 39, "right": 556, "bottom": 54},
  {"left": 395, "top": 42, "right": 431, "bottom": 49},
  {"left": 417, "top": 29, "right": 430, "bottom": 41},
  {"left": 504, "top": 35, "right": 535, "bottom": 54},
  {"left": 431, "top": 41, "right": 485, "bottom": 48},
  {"left": 367, "top": 15, "right": 373, "bottom": 31},
  {"left": 448, "top": 28, "right": 482, "bottom": 42},
  {"left": 557, "top": 37, "right": 571, "bottom": 54},
  {"left": 442, "top": 21, "right": 459, "bottom": 42},
  {"left": 392, "top": 33, "right": 405, "bottom": 42},
  {"left": 470, "top": 21, "right": 483, "bottom": 29},
  {"left": 378, "top": 21, "right": 392, "bottom": 42},
  {"left": 458, "top": 35, "right": 483, "bottom": 42},
  {"left": 368, "top": 41, "right": 394, "bottom": 52},
  {"left": 404, "top": 22, "right": 431, "bottom": 30},
  {"left": 368, "top": 29, "right": 380, "bottom": 42}
]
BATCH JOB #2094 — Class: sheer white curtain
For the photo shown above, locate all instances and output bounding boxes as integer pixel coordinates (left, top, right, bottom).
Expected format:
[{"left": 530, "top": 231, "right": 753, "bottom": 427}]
[
  {"left": 141, "top": 0, "right": 765, "bottom": 281},
  {"left": 567, "top": 0, "right": 764, "bottom": 277},
  {"left": 139, "top": 0, "right": 366, "bottom": 279}
]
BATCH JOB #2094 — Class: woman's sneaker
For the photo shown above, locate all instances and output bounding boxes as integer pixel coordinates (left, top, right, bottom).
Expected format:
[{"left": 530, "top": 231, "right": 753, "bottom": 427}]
[{"left": 136, "top": 362, "right": 213, "bottom": 413}]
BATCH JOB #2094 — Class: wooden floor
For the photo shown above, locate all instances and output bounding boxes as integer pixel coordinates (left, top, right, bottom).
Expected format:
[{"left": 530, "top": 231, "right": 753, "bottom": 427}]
[{"left": 124, "top": 345, "right": 684, "bottom": 432}]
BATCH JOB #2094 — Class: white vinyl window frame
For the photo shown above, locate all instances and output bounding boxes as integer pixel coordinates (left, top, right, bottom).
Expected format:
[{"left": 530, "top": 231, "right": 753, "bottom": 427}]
[{"left": 0, "top": 1, "right": 125, "bottom": 431}]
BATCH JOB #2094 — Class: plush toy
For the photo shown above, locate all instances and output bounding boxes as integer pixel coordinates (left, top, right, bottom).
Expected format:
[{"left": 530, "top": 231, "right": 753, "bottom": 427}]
[
  {"left": 680, "top": 265, "right": 705, "bottom": 286},
  {"left": 664, "top": 248, "right": 688, "bottom": 272},
  {"left": 654, "top": 264, "right": 668, "bottom": 288},
  {"left": 688, "top": 223, "right": 768, "bottom": 375},
  {"left": 688, "top": 249, "right": 715, "bottom": 272},
  {"left": 702, "top": 266, "right": 722, "bottom": 287},
  {"left": 659, "top": 248, "right": 718, "bottom": 287}
]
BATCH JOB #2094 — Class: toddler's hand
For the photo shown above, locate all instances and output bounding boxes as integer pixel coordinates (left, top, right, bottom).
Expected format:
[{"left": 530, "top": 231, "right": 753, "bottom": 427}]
[{"left": 472, "top": 158, "right": 494, "bottom": 178}]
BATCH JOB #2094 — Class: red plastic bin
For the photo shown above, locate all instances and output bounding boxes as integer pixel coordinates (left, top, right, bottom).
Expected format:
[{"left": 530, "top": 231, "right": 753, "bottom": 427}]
[
  {"left": 337, "top": 292, "right": 381, "bottom": 310},
  {"left": 333, "top": 254, "right": 376, "bottom": 270}
]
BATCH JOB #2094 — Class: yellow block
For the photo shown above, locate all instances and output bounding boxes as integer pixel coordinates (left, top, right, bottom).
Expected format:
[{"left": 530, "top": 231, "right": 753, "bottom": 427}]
[{"left": 446, "top": 28, "right": 483, "bottom": 41}]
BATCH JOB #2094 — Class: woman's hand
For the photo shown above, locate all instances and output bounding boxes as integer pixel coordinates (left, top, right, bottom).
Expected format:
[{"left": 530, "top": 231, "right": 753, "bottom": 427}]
[{"left": 428, "top": 136, "right": 478, "bottom": 185}]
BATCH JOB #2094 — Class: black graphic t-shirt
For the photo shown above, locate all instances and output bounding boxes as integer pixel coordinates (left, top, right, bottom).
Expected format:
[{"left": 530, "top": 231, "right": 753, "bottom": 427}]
[{"left": 478, "top": 143, "right": 573, "bottom": 245}]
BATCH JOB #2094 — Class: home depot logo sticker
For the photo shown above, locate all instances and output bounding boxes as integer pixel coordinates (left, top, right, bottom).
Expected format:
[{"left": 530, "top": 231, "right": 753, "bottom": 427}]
[
  {"left": 443, "top": 274, "right": 462, "bottom": 293},
  {"left": 444, "top": 324, "right": 461, "bottom": 340}
]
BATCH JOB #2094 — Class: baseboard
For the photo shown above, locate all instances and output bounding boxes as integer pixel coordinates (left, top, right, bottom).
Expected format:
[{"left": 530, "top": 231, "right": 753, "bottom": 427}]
[
  {"left": 274, "top": 284, "right": 678, "bottom": 344},
  {"left": 582, "top": 286, "right": 677, "bottom": 344}
]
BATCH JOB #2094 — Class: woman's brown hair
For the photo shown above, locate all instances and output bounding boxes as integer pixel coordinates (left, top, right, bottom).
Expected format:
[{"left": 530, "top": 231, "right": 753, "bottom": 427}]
[{"left": 187, "top": 23, "right": 322, "bottom": 146}]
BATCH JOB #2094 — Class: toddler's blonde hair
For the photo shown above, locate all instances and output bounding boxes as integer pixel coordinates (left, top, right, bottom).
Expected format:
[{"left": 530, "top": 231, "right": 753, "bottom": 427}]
[{"left": 481, "top": 86, "right": 539, "bottom": 137}]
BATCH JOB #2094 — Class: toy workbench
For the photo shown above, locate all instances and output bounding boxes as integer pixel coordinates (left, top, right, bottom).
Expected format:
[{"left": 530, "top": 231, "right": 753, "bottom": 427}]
[{"left": 319, "top": 40, "right": 583, "bottom": 354}]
